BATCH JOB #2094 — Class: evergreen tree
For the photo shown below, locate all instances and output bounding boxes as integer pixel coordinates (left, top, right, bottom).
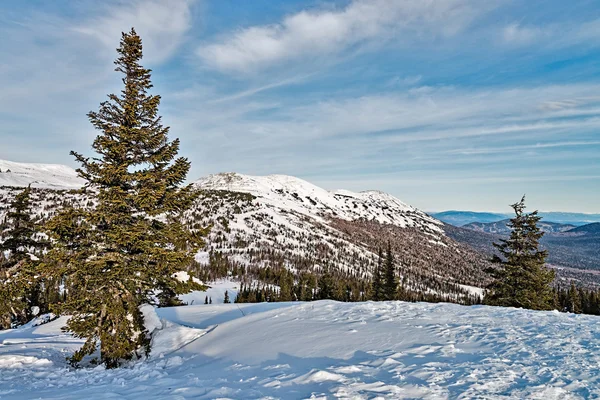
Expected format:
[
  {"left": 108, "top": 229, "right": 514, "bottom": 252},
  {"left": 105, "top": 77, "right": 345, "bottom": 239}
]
[
  {"left": 224, "top": 290, "right": 230, "bottom": 304},
  {"left": 209, "top": 297, "right": 213, "bottom": 304},
  {"left": 43, "top": 29, "right": 205, "bottom": 368},
  {"left": 204, "top": 296, "right": 208, "bottom": 305},
  {"left": 279, "top": 270, "right": 293, "bottom": 301},
  {"left": 0, "top": 187, "right": 47, "bottom": 329},
  {"left": 567, "top": 281, "right": 582, "bottom": 314},
  {"left": 484, "top": 196, "right": 555, "bottom": 310},
  {"left": 383, "top": 242, "right": 397, "bottom": 301},
  {"left": 318, "top": 268, "right": 335, "bottom": 300},
  {"left": 371, "top": 247, "right": 383, "bottom": 301}
]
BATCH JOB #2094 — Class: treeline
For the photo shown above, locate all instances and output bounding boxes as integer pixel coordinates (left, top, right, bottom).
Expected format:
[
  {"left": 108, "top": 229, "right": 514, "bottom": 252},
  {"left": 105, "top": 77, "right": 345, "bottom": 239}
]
[
  {"left": 554, "top": 282, "right": 600, "bottom": 315},
  {"left": 192, "top": 245, "right": 482, "bottom": 305}
]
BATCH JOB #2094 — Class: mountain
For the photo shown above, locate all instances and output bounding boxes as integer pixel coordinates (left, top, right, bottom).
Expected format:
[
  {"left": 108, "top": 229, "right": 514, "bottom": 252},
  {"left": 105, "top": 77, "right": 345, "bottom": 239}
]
[
  {"left": 195, "top": 172, "right": 442, "bottom": 231},
  {"left": 567, "top": 222, "right": 600, "bottom": 235},
  {"left": 0, "top": 159, "right": 84, "bottom": 189},
  {"left": 2, "top": 300, "right": 600, "bottom": 399},
  {"left": 0, "top": 165, "right": 492, "bottom": 302},
  {"left": 435, "top": 209, "right": 600, "bottom": 227},
  {"left": 431, "top": 211, "right": 508, "bottom": 226},
  {"left": 444, "top": 222, "right": 600, "bottom": 287},
  {"left": 463, "top": 219, "right": 576, "bottom": 234},
  {"left": 190, "top": 172, "right": 490, "bottom": 299},
  {"left": 537, "top": 212, "right": 600, "bottom": 226}
]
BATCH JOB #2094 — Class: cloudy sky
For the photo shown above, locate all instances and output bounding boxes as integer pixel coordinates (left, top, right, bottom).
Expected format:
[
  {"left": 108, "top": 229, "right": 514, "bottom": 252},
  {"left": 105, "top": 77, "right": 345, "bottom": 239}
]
[{"left": 1, "top": 0, "right": 599, "bottom": 213}]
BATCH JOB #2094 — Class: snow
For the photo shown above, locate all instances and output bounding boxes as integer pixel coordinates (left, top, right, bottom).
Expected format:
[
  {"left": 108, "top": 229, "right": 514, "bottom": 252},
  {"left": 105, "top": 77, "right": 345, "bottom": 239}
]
[
  {"left": 2, "top": 301, "right": 600, "bottom": 398},
  {"left": 0, "top": 159, "right": 85, "bottom": 189},
  {"left": 195, "top": 172, "right": 443, "bottom": 232},
  {"left": 179, "top": 279, "right": 240, "bottom": 305}
]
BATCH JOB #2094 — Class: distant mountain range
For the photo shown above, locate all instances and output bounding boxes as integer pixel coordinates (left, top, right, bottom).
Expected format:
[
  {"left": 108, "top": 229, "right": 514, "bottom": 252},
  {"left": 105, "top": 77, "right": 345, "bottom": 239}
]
[
  {"left": 463, "top": 219, "right": 576, "bottom": 234},
  {"left": 444, "top": 221, "right": 600, "bottom": 286},
  {"left": 433, "top": 210, "right": 600, "bottom": 227}
]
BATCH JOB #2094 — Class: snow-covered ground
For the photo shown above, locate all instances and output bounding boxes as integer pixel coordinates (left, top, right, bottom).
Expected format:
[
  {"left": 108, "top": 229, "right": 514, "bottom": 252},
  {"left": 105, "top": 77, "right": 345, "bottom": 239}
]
[{"left": 1, "top": 301, "right": 600, "bottom": 399}]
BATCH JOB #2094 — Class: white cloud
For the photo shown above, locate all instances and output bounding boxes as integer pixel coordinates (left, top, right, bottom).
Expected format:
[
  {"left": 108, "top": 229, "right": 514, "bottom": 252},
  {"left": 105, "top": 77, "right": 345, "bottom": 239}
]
[
  {"left": 197, "top": 0, "right": 498, "bottom": 73},
  {"left": 74, "top": 0, "right": 194, "bottom": 64},
  {"left": 502, "top": 23, "right": 546, "bottom": 45}
]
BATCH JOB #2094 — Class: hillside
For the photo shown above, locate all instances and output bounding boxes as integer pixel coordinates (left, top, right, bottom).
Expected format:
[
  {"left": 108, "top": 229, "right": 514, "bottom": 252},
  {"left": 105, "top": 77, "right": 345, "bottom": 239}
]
[
  {"left": 568, "top": 223, "right": 600, "bottom": 235},
  {"left": 0, "top": 163, "right": 491, "bottom": 302},
  {"left": 188, "top": 172, "right": 490, "bottom": 299},
  {"left": 1, "top": 300, "right": 600, "bottom": 399}
]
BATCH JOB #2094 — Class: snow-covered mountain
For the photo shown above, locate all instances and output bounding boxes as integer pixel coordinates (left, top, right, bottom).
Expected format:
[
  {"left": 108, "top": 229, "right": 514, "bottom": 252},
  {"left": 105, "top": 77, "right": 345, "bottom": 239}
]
[
  {"left": 0, "top": 163, "right": 491, "bottom": 300},
  {"left": 0, "top": 159, "right": 84, "bottom": 189},
  {"left": 195, "top": 172, "right": 442, "bottom": 233},
  {"left": 190, "top": 172, "right": 490, "bottom": 299}
]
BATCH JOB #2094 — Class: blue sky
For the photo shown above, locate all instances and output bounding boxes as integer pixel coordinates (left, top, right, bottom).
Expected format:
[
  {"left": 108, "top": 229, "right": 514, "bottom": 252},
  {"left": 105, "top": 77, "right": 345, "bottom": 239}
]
[{"left": 1, "top": 0, "right": 599, "bottom": 213}]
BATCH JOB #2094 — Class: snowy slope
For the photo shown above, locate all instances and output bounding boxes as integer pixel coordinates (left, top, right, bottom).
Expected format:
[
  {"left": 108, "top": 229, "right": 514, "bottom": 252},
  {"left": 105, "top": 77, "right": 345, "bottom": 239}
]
[
  {"left": 196, "top": 172, "right": 442, "bottom": 232},
  {"left": 0, "top": 159, "right": 84, "bottom": 189},
  {"left": 2, "top": 301, "right": 600, "bottom": 399},
  {"left": 191, "top": 173, "right": 489, "bottom": 296}
]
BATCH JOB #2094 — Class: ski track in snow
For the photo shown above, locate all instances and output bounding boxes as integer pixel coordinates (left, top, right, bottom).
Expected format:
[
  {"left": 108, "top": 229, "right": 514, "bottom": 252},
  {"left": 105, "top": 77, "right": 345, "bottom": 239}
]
[{"left": 1, "top": 301, "right": 600, "bottom": 399}]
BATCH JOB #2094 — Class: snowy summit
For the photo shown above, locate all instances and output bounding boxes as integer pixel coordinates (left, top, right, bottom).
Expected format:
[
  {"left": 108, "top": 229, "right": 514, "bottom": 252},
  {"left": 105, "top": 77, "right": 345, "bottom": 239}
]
[{"left": 0, "top": 159, "right": 84, "bottom": 190}]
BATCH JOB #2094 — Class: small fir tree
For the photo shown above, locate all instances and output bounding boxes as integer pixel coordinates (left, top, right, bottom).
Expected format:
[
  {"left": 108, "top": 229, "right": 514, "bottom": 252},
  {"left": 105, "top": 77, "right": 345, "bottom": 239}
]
[
  {"left": 484, "top": 196, "right": 555, "bottom": 310},
  {"left": 567, "top": 281, "right": 582, "bottom": 314},
  {"left": 224, "top": 290, "right": 230, "bottom": 304},
  {"left": 371, "top": 247, "right": 383, "bottom": 301},
  {"left": 43, "top": 29, "right": 205, "bottom": 368},
  {"left": 0, "top": 187, "right": 47, "bottom": 329},
  {"left": 383, "top": 242, "right": 397, "bottom": 301}
]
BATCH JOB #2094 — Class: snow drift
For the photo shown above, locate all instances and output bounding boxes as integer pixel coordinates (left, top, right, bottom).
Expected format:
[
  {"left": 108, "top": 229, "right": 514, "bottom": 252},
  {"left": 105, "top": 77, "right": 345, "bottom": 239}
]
[{"left": 1, "top": 300, "right": 599, "bottom": 399}]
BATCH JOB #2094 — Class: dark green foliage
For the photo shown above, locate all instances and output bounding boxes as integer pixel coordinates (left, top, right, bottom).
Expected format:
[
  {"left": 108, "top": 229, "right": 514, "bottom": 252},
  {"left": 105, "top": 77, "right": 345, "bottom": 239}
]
[
  {"left": 371, "top": 247, "right": 384, "bottom": 301},
  {"left": 224, "top": 290, "right": 230, "bottom": 304},
  {"left": 484, "top": 196, "right": 555, "bottom": 310},
  {"left": 43, "top": 29, "right": 205, "bottom": 368},
  {"left": 0, "top": 187, "right": 48, "bottom": 329},
  {"left": 278, "top": 269, "right": 294, "bottom": 301},
  {"left": 383, "top": 242, "right": 397, "bottom": 301},
  {"left": 567, "top": 282, "right": 582, "bottom": 314}
]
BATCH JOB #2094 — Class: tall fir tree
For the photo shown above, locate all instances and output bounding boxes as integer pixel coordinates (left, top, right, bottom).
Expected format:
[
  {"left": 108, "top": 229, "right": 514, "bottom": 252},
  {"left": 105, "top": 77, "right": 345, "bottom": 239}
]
[
  {"left": 0, "top": 187, "right": 47, "bottom": 329},
  {"left": 371, "top": 247, "right": 384, "bottom": 301},
  {"left": 43, "top": 29, "right": 205, "bottom": 368},
  {"left": 484, "top": 196, "right": 555, "bottom": 310}
]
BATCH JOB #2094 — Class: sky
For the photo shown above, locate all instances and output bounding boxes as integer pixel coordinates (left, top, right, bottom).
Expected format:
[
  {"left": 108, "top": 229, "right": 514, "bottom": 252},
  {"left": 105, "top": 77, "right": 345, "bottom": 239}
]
[{"left": 1, "top": 0, "right": 599, "bottom": 213}]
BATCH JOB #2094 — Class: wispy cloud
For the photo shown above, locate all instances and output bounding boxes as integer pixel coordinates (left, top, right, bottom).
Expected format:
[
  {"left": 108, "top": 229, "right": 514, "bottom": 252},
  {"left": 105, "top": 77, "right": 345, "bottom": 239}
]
[
  {"left": 197, "top": 0, "right": 498, "bottom": 73},
  {"left": 74, "top": 0, "right": 194, "bottom": 64}
]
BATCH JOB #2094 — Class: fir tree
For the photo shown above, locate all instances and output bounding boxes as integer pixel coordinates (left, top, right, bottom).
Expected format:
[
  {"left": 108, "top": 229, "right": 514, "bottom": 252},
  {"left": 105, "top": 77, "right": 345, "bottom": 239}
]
[
  {"left": 0, "top": 187, "right": 47, "bottom": 329},
  {"left": 484, "top": 196, "right": 555, "bottom": 310},
  {"left": 204, "top": 296, "right": 208, "bottom": 305},
  {"left": 567, "top": 281, "right": 582, "bottom": 314},
  {"left": 318, "top": 268, "right": 335, "bottom": 300},
  {"left": 371, "top": 247, "right": 384, "bottom": 301},
  {"left": 383, "top": 242, "right": 397, "bottom": 301},
  {"left": 224, "top": 290, "right": 230, "bottom": 304},
  {"left": 43, "top": 29, "right": 205, "bottom": 368},
  {"left": 279, "top": 270, "right": 293, "bottom": 301},
  {"left": 209, "top": 297, "right": 213, "bottom": 304}
]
